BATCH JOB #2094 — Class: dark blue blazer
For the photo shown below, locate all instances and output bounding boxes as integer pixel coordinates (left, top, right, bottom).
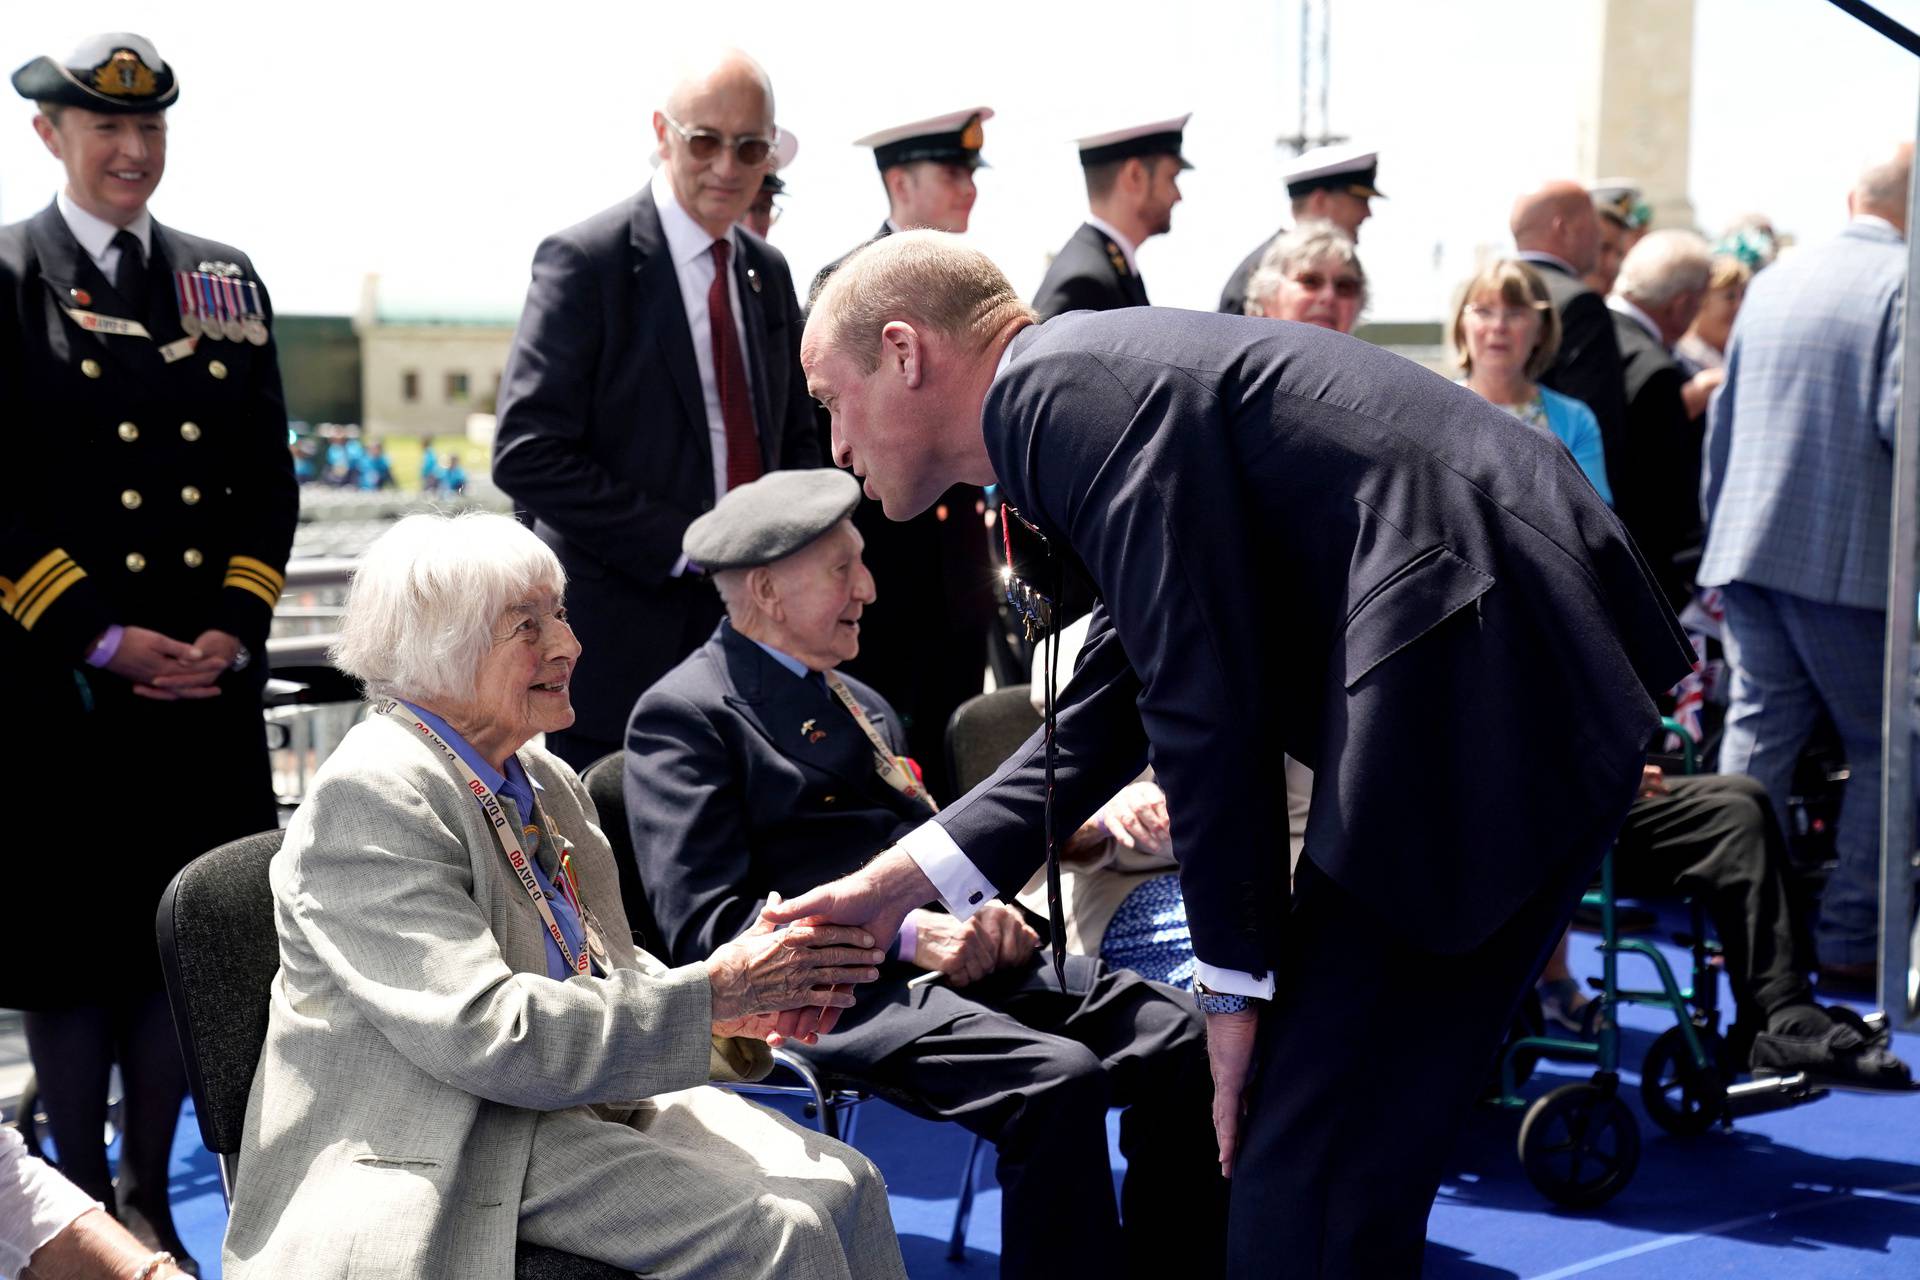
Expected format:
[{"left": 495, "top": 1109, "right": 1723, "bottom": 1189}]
[
  {"left": 937, "top": 309, "right": 1693, "bottom": 974},
  {"left": 1032, "top": 222, "right": 1148, "bottom": 320},
  {"left": 626, "top": 622, "right": 978, "bottom": 1063},
  {"left": 493, "top": 187, "right": 821, "bottom": 743}
]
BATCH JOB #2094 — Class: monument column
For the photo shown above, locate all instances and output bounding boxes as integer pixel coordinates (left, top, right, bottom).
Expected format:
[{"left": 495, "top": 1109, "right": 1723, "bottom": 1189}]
[{"left": 1575, "top": 0, "right": 1697, "bottom": 229}]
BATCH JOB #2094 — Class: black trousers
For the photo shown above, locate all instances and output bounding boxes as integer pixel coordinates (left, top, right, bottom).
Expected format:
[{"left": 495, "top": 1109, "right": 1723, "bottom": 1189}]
[
  {"left": 1614, "top": 772, "right": 1814, "bottom": 1024},
  {"left": 1227, "top": 856, "right": 1598, "bottom": 1277},
  {"left": 857, "top": 954, "right": 1227, "bottom": 1279}
]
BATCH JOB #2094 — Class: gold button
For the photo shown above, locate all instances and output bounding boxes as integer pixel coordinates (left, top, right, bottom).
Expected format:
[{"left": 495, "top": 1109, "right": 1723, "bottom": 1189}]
[
  {"left": 81, "top": 359, "right": 102, "bottom": 378},
  {"left": 208, "top": 360, "right": 228, "bottom": 380},
  {"left": 117, "top": 421, "right": 139, "bottom": 442},
  {"left": 179, "top": 421, "right": 201, "bottom": 441},
  {"left": 183, "top": 548, "right": 204, "bottom": 568},
  {"left": 125, "top": 552, "right": 146, "bottom": 573},
  {"left": 180, "top": 486, "right": 201, "bottom": 505},
  {"left": 120, "top": 489, "right": 142, "bottom": 510}
]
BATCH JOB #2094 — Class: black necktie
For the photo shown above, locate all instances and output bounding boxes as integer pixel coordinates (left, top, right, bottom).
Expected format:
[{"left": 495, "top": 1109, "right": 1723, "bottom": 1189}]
[{"left": 111, "top": 229, "right": 147, "bottom": 312}]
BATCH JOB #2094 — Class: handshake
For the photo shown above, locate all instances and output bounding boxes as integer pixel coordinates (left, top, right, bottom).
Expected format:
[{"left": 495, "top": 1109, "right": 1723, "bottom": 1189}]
[{"left": 704, "top": 849, "right": 1033, "bottom": 1047}]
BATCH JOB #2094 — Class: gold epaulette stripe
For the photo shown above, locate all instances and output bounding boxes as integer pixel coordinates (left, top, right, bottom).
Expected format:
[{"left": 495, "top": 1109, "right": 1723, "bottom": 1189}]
[
  {"left": 1, "top": 549, "right": 88, "bottom": 631},
  {"left": 226, "top": 555, "right": 286, "bottom": 595}
]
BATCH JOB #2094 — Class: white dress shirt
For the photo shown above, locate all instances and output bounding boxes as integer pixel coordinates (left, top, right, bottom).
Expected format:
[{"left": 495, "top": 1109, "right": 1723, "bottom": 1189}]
[
  {"left": 56, "top": 190, "right": 152, "bottom": 278},
  {"left": 894, "top": 336, "right": 1276, "bottom": 1001},
  {"left": 1082, "top": 214, "right": 1140, "bottom": 277},
  {"left": 651, "top": 167, "right": 753, "bottom": 510},
  {"left": 0, "top": 1125, "right": 100, "bottom": 1276},
  {"left": 1607, "top": 295, "right": 1665, "bottom": 349}
]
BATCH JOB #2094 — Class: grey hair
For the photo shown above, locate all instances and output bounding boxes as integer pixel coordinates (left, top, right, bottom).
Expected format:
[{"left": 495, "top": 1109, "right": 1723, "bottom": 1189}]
[
  {"left": 330, "top": 512, "right": 566, "bottom": 704},
  {"left": 1615, "top": 228, "right": 1713, "bottom": 309},
  {"left": 1243, "top": 220, "right": 1367, "bottom": 316}
]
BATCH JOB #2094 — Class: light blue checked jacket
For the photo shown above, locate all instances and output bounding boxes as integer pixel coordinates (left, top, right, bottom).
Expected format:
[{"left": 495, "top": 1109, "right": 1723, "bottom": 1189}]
[{"left": 1699, "top": 218, "right": 1906, "bottom": 610}]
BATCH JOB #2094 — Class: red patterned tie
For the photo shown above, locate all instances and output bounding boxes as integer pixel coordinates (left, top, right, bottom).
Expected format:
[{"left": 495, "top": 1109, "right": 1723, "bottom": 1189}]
[{"left": 708, "top": 239, "right": 763, "bottom": 491}]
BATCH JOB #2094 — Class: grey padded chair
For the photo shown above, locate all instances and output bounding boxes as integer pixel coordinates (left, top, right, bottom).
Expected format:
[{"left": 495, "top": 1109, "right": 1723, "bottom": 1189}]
[{"left": 156, "top": 829, "right": 633, "bottom": 1280}]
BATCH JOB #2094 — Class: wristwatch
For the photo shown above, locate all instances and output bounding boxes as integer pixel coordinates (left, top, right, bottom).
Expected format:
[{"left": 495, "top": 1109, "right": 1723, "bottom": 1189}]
[{"left": 1194, "top": 982, "right": 1250, "bottom": 1016}]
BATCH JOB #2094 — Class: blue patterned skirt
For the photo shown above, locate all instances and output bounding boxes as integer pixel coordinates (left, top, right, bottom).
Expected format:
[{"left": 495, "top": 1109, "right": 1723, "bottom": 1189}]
[{"left": 1097, "top": 872, "right": 1195, "bottom": 989}]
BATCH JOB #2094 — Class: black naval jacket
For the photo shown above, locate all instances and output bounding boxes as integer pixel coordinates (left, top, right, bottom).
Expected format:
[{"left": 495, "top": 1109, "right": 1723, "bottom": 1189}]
[
  {"left": 937, "top": 310, "right": 1692, "bottom": 977},
  {"left": 493, "top": 186, "right": 821, "bottom": 746},
  {"left": 1032, "top": 222, "right": 1149, "bottom": 321},
  {"left": 0, "top": 202, "right": 295, "bottom": 688}
]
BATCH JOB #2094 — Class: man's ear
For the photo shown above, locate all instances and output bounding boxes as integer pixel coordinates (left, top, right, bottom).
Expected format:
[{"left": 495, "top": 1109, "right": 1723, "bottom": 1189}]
[
  {"left": 881, "top": 320, "right": 925, "bottom": 389},
  {"left": 748, "top": 566, "right": 782, "bottom": 621}
]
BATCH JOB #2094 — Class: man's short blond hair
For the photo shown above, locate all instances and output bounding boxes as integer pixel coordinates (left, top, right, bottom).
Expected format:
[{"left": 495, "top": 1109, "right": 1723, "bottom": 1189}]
[{"left": 809, "top": 230, "right": 1035, "bottom": 375}]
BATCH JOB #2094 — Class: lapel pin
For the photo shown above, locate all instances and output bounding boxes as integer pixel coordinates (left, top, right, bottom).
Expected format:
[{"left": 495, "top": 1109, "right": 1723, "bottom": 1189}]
[
  {"left": 746, "top": 266, "right": 762, "bottom": 294},
  {"left": 69, "top": 287, "right": 92, "bottom": 306},
  {"left": 801, "top": 718, "right": 827, "bottom": 744}
]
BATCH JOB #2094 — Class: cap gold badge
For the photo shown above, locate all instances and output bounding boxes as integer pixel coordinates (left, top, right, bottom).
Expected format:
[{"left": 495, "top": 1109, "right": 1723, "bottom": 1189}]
[
  {"left": 95, "top": 50, "right": 158, "bottom": 98},
  {"left": 959, "top": 114, "right": 985, "bottom": 150}
]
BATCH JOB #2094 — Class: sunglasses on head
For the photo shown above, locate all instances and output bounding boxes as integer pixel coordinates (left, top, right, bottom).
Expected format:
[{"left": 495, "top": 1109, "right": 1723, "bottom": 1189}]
[{"left": 660, "top": 111, "right": 777, "bottom": 167}]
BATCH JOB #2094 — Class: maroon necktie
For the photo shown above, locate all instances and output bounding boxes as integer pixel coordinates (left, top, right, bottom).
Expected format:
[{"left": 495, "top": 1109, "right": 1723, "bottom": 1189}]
[{"left": 708, "top": 240, "right": 762, "bottom": 491}]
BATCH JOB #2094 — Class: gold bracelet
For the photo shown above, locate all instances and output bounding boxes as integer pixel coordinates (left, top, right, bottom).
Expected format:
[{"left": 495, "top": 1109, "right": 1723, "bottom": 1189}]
[{"left": 131, "top": 1251, "right": 175, "bottom": 1280}]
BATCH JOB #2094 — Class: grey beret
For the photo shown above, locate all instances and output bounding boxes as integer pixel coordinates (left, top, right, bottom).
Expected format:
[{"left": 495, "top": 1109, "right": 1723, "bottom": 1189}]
[{"left": 684, "top": 469, "right": 862, "bottom": 571}]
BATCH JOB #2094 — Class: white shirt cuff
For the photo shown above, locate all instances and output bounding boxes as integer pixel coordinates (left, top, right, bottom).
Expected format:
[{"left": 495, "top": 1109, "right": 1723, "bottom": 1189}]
[
  {"left": 1194, "top": 959, "right": 1275, "bottom": 1001},
  {"left": 898, "top": 821, "right": 997, "bottom": 922}
]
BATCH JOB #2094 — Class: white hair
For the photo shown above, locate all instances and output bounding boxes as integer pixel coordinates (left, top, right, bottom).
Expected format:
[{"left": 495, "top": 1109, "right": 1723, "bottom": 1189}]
[
  {"left": 330, "top": 512, "right": 565, "bottom": 704},
  {"left": 1615, "top": 228, "right": 1713, "bottom": 310},
  {"left": 1243, "top": 219, "right": 1367, "bottom": 316}
]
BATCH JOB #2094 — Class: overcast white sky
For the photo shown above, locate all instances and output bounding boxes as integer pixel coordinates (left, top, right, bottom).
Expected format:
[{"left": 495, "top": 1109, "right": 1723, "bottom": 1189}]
[{"left": 3, "top": 0, "right": 1917, "bottom": 321}]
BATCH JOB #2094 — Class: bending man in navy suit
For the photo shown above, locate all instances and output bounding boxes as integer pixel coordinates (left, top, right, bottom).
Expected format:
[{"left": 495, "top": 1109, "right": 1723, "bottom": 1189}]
[
  {"left": 775, "top": 232, "right": 1694, "bottom": 1274},
  {"left": 625, "top": 469, "right": 1225, "bottom": 1278}
]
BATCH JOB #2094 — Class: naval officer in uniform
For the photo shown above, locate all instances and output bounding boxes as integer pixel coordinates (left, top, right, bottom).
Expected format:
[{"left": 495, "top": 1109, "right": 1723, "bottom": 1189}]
[
  {"left": 808, "top": 110, "right": 1000, "bottom": 790},
  {"left": 1217, "top": 143, "right": 1383, "bottom": 315},
  {"left": 1032, "top": 115, "right": 1191, "bottom": 321},
  {"left": 0, "top": 33, "right": 297, "bottom": 1274}
]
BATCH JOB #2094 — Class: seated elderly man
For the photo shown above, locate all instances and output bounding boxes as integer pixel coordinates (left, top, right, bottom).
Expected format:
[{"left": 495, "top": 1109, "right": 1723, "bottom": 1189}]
[
  {"left": 625, "top": 470, "right": 1226, "bottom": 1279},
  {"left": 224, "top": 513, "right": 903, "bottom": 1280}
]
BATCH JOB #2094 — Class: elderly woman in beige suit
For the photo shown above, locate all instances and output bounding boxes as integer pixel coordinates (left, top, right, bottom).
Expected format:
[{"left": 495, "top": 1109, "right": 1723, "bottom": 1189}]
[{"left": 222, "top": 513, "right": 904, "bottom": 1279}]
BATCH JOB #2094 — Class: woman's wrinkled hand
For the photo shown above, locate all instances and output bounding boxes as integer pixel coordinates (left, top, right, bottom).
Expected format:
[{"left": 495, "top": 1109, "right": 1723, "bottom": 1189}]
[{"left": 705, "top": 891, "right": 886, "bottom": 1030}]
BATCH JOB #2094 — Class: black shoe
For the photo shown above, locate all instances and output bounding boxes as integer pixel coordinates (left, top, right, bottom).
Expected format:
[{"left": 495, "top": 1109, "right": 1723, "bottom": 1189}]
[{"left": 1750, "top": 1017, "right": 1916, "bottom": 1093}]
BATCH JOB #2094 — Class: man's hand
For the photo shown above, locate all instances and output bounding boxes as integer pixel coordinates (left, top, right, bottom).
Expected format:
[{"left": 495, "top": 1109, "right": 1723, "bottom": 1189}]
[
  {"left": 1682, "top": 366, "right": 1726, "bottom": 420},
  {"left": 1639, "top": 764, "right": 1669, "bottom": 799},
  {"left": 705, "top": 887, "right": 884, "bottom": 1045},
  {"left": 104, "top": 626, "right": 226, "bottom": 700},
  {"left": 761, "top": 849, "right": 941, "bottom": 1042},
  {"left": 909, "top": 903, "right": 1039, "bottom": 987},
  {"left": 1207, "top": 1006, "right": 1260, "bottom": 1178},
  {"left": 1096, "top": 781, "right": 1170, "bottom": 857}
]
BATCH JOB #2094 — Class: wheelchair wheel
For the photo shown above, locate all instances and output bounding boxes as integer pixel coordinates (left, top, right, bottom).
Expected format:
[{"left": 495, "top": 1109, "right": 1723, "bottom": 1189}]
[
  {"left": 1518, "top": 1081, "right": 1640, "bottom": 1208},
  {"left": 1641, "top": 1025, "right": 1728, "bottom": 1136}
]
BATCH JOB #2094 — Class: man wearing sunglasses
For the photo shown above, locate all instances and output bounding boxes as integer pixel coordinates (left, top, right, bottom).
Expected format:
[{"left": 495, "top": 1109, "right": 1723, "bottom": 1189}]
[
  {"left": 494, "top": 48, "right": 822, "bottom": 771},
  {"left": 1032, "top": 115, "right": 1192, "bottom": 322}
]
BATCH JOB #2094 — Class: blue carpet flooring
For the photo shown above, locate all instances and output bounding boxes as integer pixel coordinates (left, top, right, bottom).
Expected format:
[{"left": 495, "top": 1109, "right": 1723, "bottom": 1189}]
[{"left": 136, "top": 926, "right": 1920, "bottom": 1277}]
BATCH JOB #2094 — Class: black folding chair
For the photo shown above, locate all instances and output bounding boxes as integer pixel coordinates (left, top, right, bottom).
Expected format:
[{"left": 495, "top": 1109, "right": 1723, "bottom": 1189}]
[{"left": 156, "top": 829, "right": 633, "bottom": 1279}]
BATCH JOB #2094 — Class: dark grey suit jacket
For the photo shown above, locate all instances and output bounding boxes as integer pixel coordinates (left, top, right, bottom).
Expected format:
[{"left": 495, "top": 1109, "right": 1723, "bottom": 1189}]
[
  {"left": 1530, "top": 257, "right": 1630, "bottom": 491},
  {"left": 1032, "top": 222, "right": 1148, "bottom": 320},
  {"left": 492, "top": 187, "right": 821, "bottom": 743},
  {"left": 1611, "top": 308, "right": 1702, "bottom": 609},
  {"left": 937, "top": 310, "right": 1692, "bottom": 976}
]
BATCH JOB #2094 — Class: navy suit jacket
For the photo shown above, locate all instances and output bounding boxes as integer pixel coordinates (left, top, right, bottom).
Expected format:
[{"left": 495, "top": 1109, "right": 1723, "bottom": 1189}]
[
  {"left": 1531, "top": 258, "right": 1630, "bottom": 491},
  {"left": 936, "top": 310, "right": 1692, "bottom": 975},
  {"left": 1032, "top": 222, "right": 1149, "bottom": 320},
  {"left": 626, "top": 622, "right": 989, "bottom": 1063},
  {"left": 493, "top": 187, "right": 821, "bottom": 742}
]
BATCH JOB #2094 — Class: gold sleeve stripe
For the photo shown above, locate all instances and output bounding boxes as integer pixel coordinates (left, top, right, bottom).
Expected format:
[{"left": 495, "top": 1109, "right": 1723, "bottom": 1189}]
[
  {"left": 227, "top": 555, "right": 286, "bottom": 594},
  {"left": 224, "top": 571, "right": 282, "bottom": 608},
  {"left": 1, "top": 550, "right": 88, "bottom": 631}
]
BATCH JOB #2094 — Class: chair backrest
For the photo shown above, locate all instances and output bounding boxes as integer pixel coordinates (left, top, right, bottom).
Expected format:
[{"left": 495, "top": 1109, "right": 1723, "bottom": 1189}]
[
  {"left": 156, "top": 828, "right": 286, "bottom": 1161},
  {"left": 580, "top": 751, "right": 666, "bottom": 956},
  {"left": 945, "top": 687, "right": 1044, "bottom": 795}
]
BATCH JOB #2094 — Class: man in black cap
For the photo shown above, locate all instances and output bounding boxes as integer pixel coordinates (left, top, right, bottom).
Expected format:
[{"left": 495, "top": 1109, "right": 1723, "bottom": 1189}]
[
  {"left": 625, "top": 468, "right": 1226, "bottom": 1279},
  {"left": 1032, "top": 115, "right": 1191, "bottom": 321},
  {"left": 1, "top": 32, "right": 298, "bottom": 1274},
  {"left": 806, "top": 108, "right": 1000, "bottom": 795},
  {"left": 1217, "top": 143, "right": 1382, "bottom": 315}
]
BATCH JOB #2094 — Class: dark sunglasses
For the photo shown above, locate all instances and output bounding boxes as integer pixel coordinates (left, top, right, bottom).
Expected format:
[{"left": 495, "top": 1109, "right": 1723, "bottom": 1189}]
[
  {"left": 1291, "top": 271, "right": 1364, "bottom": 299},
  {"left": 661, "top": 111, "right": 777, "bottom": 167}
]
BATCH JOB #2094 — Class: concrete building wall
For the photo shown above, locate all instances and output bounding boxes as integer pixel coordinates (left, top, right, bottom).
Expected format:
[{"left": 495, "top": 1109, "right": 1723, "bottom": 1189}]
[
  {"left": 357, "top": 324, "right": 514, "bottom": 438},
  {"left": 1575, "top": 0, "right": 1697, "bottom": 230}
]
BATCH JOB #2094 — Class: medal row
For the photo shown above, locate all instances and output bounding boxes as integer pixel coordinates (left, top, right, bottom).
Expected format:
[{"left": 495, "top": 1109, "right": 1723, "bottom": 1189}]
[{"left": 171, "top": 270, "right": 268, "bottom": 345}]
